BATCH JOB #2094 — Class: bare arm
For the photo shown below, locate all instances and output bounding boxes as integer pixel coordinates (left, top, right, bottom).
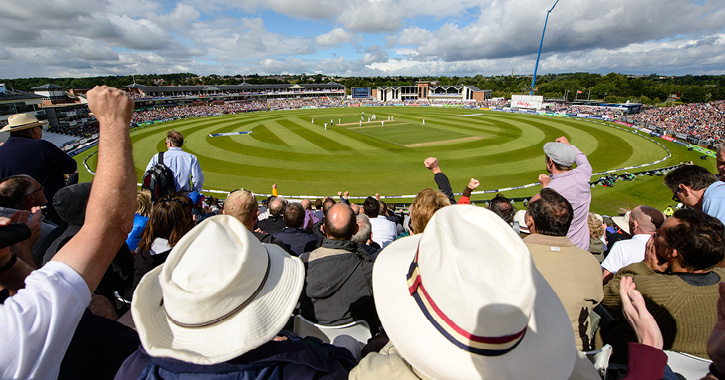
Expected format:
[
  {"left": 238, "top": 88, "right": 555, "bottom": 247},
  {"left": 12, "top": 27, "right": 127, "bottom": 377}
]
[{"left": 51, "top": 86, "right": 136, "bottom": 292}]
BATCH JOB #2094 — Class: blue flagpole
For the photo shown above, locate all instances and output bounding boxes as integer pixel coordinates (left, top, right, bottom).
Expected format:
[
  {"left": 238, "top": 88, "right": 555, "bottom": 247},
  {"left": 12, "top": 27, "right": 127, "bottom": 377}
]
[{"left": 531, "top": 0, "right": 560, "bottom": 95}]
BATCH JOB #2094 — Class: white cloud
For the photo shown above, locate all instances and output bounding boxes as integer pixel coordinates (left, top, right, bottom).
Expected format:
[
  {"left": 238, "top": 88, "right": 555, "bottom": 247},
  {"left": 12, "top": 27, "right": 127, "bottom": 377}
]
[{"left": 315, "top": 28, "right": 357, "bottom": 46}]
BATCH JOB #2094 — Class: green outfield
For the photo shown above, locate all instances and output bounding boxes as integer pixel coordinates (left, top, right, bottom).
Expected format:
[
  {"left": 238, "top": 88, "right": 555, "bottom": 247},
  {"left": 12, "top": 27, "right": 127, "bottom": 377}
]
[{"left": 75, "top": 107, "right": 717, "bottom": 215}]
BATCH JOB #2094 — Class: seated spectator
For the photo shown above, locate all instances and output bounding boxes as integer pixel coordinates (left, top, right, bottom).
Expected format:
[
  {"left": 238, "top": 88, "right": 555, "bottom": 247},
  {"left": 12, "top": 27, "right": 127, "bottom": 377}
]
[
  {"left": 116, "top": 216, "right": 357, "bottom": 379},
  {"left": 351, "top": 205, "right": 599, "bottom": 379},
  {"left": 363, "top": 196, "right": 397, "bottom": 247},
  {"left": 126, "top": 190, "right": 151, "bottom": 253},
  {"left": 602, "top": 208, "right": 725, "bottom": 358},
  {"left": 223, "top": 189, "right": 290, "bottom": 252},
  {"left": 523, "top": 188, "right": 604, "bottom": 350},
  {"left": 273, "top": 202, "right": 321, "bottom": 256},
  {"left": 665, "top": 164, "right": 725, "bottom": 224},
  {"left": 408, "top": 188, "right": 450, "bottom": 234},
  {"left": 488, "top": 194, "right": 516, "bottom": 224},
  {"left": 257, "top": 197, "right": 286, "bottom": 234},
  {"left": 300, "top": 199, "right": 318, "bottom": 230},
  {"left": 41, "top": 182, "right": 135, "bottom": 308},
  {"left": 0, "top": 85, "right": 136, "bottom": 379},
  {"left": 601, "top": 206, "right": 665, "bottom": 284},
  {"left": 587, "top": 213, "right": 606, "bottom": 262},
  {"left": 312, "top": 197, "right": 336, "bottom": 238},
  {"left": 0, "top": 174, "right": 58, "bottom": 266},
  {"left": 299, "top": 203, "right": 380, "bottom": 333},
  {"left": 132, "top": 195, "right": 195, "bottom": 294},
  {"left": 718, "top": 143, "right": 725, "bottom": 179},
  {"left": 352, "top": 214, "right": 381, "bottom": 260}
]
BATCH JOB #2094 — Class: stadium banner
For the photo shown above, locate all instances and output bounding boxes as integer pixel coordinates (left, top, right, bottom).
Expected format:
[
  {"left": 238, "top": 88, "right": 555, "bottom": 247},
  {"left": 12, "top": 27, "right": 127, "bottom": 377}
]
[
  {"left": 672, "top": 139, "right": 689, "bottom": 146},
  {"left": 650, "top": 132, "right": 663, "bottom": 138},
  {"left": 614, "top": 120, "right": 634, "bottom": 127},
  {"left": 208, "top": 131, "right": 252, "bottom": 137},
  {"left": 639, "top": 127, "right": 653, "bottom": 134},
  {"left": 510, "top": 95, "right": 543, "bottom": 110},
  {"left": 661, "top": 135, "right": 675, "bottom": 142},
  {"left": 588, "top": 116, "right": 604, "bottom": 120},
  {"left": 675, "top": 133, "right": 688, "bottom": 140}
]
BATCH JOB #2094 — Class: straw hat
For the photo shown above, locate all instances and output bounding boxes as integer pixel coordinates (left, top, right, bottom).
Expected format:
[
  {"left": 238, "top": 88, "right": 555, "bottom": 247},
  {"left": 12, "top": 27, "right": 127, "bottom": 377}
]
[
  {"left": 373, "top": 205, "right": 576, "bottom": 379},
  {"left": 0, "top": 113, "right": 47, "bottom": 133},
  {"left": 132, "top": 215, "right": 304, "bottom": 364},
  {"left": 611, "top": 211, "right": 631, "bottom": 235}
]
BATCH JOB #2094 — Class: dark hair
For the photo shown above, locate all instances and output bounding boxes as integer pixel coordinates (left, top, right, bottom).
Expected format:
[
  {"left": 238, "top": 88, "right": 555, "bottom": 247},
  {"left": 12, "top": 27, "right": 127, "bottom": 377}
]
[
  {"left": 378, "top": 200, "right": 387, "bottom": 216},
  {"left": 488, "top": 194, "right": 516, "bottom": 224},
  {"left": 665, "top": 208, "right": 725, "bottom": 271},
  {"left": 324, "top": 204, "right": 357, "bottom": 240},
  {"left": 363, "top": 196, "right": 379, "bottom": 217},
  {"left": 527, "top": 188, "right": 573, "bottom": 236},
  {"left": 284, "top": 202, "right": 305, "bottom": 228},
  {"left": 322, "top": 197, "right": 336, "bottom": 216},
  {"left": 314, "top": 198, "right": 323, "bottom": 210},
  {"left": 166, "top": 130, "right": 184, "bottom": 147},
  {"left": 0, "top": 175, "right": 36, "bottom": 208},
  {"left": 664, "top": 165, "right": 718, "bottom": 191},
  {"left": 546, "top": 156, "right": 572, "bottom": 171},
  {"left": 137, "top": 196, "right": 195, "bottom": 254}
]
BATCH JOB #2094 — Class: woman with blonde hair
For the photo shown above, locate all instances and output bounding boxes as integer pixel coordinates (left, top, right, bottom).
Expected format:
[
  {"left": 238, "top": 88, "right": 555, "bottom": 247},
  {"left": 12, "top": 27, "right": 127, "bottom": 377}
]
[{"left": 408, "top": 188, "right": 451, "bottom": 234}]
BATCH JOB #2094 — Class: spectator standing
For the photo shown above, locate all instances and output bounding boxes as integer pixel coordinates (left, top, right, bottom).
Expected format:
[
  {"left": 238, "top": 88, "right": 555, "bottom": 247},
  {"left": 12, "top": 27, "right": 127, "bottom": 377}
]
[
  {"left": 145, "top": 130, "right": 204, "bottom": 192},
  {"left": 0, "top": 113, "right": 77, "bottom": 223},
  {"left": 538, "top": 136, "right": 593, "bottom": 250},
  {"left": 0, "top": 86, "right": 136, "bottom": 379}
]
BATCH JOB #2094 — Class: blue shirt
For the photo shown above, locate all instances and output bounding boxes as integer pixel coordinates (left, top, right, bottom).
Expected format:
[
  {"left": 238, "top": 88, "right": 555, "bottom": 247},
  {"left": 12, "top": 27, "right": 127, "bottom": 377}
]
[
  {"left": 703, "top": 181, "right": 725, "bottom": 225},
  {"left": 145, "top": 147, "right": 204, "bottom": 192}
]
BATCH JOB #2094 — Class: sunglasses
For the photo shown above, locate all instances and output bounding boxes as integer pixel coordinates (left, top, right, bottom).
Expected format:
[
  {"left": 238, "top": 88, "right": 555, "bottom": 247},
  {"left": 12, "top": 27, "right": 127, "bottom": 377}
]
[{"left": 671, "top": 187, "right": 681, "bottom": 202}]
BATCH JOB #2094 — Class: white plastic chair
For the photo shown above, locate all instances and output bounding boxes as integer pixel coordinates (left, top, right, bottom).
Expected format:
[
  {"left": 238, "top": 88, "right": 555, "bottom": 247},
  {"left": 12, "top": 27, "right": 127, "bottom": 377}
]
[
  {"left": 664, "top": 350, "right": 712, "bottom": 380},
  {"left": 584, "top": 344, "right": 613, "bottom": 378},
  {"left": 293, "top": 315, "right": 372, "bottom": 360}
]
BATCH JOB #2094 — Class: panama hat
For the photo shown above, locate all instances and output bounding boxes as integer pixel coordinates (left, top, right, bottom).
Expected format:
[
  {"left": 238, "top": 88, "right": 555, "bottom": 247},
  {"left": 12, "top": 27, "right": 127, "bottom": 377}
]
[
  {"left": 132, "top": 215, "right": 304, "bottom": 365},
  {"left": 0, "top": 113, "right": 47, "bottom": 133},
  {"left": 373, "top": 205, "right": 576, "bottom": 379},
  {"left": 611, "top": 211, "right": 631, "bottom": 235},
  {"left": 514, "top": 209, "right": 530, "bottom": 234}
]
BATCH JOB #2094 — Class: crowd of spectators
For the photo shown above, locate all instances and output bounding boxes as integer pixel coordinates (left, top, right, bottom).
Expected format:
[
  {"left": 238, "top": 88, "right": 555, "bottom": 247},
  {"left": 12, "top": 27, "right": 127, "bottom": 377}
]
[
  {"left": 4, "top": 86, "right": 725, "bottom": 379},
  {"left": 628, "top": 100, "right": 725, "bottom": 145}
]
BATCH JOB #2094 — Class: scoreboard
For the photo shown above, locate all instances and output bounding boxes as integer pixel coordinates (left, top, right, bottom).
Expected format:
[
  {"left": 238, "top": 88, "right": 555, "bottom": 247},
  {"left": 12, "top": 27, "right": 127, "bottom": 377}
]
[{"left": 351, "top": 87, "right": 371, "bottom": 98}]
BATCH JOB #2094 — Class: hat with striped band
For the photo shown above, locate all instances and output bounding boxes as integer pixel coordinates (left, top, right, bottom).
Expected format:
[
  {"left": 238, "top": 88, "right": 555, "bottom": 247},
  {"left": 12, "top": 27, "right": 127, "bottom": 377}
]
[{"left": 372, "top": 205, "right": 577, "bottom": 379}]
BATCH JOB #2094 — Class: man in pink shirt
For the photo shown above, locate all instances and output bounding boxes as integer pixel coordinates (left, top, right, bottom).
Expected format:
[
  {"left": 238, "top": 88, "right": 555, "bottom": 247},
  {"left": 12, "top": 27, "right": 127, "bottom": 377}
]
[{"left": 537, "top": 136, "right": 593, "bottom": 250}]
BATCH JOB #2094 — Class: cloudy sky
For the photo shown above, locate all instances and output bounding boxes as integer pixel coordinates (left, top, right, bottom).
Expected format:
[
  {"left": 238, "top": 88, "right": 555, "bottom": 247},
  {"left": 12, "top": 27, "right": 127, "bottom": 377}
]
[{"left": 1, "top": 0, "right": 724, "bottom": 78}]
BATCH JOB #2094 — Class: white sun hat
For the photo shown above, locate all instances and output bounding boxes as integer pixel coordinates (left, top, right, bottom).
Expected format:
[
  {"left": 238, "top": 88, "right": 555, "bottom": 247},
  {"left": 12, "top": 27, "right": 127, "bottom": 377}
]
[
  {"left": 373, "top": 204, "right": 577, "bottom": 379},
  {"left": 131, "top": 215, "right": 304, "bottom": 365}
]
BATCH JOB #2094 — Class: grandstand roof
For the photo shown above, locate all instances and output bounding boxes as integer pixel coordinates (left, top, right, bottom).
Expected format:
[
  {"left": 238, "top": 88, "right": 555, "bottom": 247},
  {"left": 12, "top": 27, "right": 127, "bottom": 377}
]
[
  {"left": 466, "top": 85, "right": 483, "bottom": 91},
  {"left": 127, "top": 82, "right": 345, "bottom": 94},
  {"left": 31, "top": 84, "right": 65, "bottom": 90},
  {"left": 0, "top": 89, "right": 43, "bottom": 102}
]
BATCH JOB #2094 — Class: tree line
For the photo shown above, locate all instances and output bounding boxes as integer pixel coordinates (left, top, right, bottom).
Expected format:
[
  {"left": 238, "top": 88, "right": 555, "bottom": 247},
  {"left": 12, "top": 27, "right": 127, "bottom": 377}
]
[{"left": 2, "top": 72, "right": 723, "bottom": 105}]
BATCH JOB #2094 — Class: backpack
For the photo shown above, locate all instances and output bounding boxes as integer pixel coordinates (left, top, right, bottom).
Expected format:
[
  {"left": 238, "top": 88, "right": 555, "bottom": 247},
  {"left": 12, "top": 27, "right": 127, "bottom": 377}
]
[{"left": 142, "top": 152, "right": 175, "bottom": 201}]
